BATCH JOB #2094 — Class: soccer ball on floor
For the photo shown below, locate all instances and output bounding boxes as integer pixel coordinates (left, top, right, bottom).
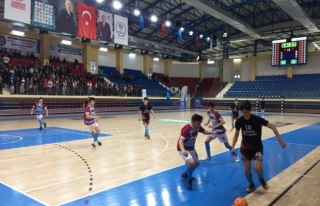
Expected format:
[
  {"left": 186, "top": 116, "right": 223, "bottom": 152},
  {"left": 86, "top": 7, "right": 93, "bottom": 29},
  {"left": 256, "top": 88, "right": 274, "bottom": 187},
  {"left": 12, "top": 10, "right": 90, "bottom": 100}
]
[{"left": 233, "top": 197, "right": 248, "bottom": 206}]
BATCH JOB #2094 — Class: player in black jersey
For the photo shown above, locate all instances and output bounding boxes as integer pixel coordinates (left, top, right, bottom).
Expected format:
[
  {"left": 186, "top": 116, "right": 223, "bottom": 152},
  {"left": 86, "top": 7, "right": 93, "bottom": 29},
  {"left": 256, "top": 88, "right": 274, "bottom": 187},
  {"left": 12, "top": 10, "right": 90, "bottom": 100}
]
[
  {"left": 229, "top": 99, "right": 239, "bottom": 131},
  {"left": 138, "top": 97, "right": 156, "bottom": 139},
  {"left": 231, "top": 100, "right": 286, "bottom": 193}
]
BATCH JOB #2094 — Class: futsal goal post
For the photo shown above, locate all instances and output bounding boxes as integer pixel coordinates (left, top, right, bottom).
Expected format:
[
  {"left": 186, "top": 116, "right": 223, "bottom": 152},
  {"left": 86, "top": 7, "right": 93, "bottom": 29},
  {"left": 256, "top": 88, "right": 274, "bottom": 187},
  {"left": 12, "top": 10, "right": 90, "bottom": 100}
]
[{"left": 255, "top": 96, "right": 285, "bottom": 114}]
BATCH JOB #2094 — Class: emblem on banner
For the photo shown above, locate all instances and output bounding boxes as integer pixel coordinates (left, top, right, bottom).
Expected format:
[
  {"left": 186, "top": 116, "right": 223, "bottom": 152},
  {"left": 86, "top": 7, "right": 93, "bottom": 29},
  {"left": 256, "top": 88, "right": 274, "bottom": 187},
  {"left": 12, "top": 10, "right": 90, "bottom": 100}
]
[
  {"left": 0, "top": 35, "right": 6, "bottom": 46},
  {"left": 116, "top": 22, "right": 127, "bottom": 37}
]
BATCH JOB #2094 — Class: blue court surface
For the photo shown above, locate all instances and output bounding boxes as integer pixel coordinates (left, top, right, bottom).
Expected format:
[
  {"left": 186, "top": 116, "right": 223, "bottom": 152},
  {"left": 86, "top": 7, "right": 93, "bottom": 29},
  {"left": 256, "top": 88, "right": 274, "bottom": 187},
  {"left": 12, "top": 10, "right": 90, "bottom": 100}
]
[
  {"left": 60, "top": 123, "right": 320, "bottom": 206},
  {"left": 1, "top": 123, "right": 319, "bottom": 206},
  {"left": 0, "top": 183, "right": 44, "bottom": 206},
  {"left": 0, "top": 127, "right": 111, "bottom": 150}
]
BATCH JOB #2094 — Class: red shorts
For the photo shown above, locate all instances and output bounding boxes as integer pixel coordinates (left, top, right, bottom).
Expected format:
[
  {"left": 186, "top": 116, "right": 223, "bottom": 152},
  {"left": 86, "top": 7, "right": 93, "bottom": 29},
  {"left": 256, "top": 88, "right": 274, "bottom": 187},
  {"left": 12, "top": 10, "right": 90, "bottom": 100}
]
[{"left": 240, "top": 148, "right": 263, "bottom": 161}]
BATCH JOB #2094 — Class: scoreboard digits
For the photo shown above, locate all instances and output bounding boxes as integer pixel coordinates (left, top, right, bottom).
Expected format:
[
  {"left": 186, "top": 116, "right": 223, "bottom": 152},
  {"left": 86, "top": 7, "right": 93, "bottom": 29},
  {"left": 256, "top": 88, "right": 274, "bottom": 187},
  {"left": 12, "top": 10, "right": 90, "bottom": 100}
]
[{"left": 271, "top": 37, "right": 307, "bottom": 66}]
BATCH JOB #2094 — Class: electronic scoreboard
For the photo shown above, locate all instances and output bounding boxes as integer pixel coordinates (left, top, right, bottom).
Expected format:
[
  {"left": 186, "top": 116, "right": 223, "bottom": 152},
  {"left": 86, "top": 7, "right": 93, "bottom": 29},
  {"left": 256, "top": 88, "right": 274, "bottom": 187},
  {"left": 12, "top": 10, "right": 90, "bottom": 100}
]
[{"left": 271, "top": 37, "right": 307, "bottom": 66}]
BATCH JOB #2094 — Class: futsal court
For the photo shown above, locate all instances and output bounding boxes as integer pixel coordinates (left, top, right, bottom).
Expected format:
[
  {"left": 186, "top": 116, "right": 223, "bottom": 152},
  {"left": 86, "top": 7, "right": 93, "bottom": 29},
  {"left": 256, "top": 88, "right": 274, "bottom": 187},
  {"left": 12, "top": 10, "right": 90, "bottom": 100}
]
[{"left": 0, "top": 109, "right": 319, "bottom": 206}]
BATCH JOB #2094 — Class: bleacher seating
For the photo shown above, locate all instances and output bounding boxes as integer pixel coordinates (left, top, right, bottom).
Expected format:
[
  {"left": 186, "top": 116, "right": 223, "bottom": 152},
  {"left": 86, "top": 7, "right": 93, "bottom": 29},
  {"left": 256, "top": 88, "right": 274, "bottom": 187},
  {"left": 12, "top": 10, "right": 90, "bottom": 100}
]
[
  {"left": 169, "top": 77, "right": 200, "bottom": 93},
  {"left": 196, "top": 78, "right": 227, "bottom": 97},
  {"left": 224, "top": 74, "right": 320, "bottom": 99},
  {"left": 98, "top": 67, "right": 173, "bottom": 97}
]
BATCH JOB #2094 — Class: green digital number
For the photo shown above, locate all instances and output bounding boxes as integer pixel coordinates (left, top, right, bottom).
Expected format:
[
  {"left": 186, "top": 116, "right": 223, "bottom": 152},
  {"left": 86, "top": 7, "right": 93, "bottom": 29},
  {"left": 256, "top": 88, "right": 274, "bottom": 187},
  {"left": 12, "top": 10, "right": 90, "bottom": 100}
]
[{"left": 281, "top": 42, "right": 297, "bottom": 48}]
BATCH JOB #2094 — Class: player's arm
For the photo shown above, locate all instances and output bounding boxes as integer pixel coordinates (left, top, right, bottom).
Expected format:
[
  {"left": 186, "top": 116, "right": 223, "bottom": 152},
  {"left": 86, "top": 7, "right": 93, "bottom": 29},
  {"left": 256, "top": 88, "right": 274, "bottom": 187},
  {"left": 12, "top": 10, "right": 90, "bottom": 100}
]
[
  {"left": 150, "top": 109, "right": 156, "bottom": 118},
  {"left": 30, "top": 105, "right": 35, "bottom": 115},
  {"left": 138, "top": 110, "right": 142, "bottom": 121},
  {"left": 45, "top": 106, "right": 48, "bottom": 116},
  {"left": 202, "top": 130, "right": 216, "bottom": 135},
  {"left": 266, "top": 122, "right": 286, "bottom": 148},
  {"left": 179, "top": 136, "right": 188, "bottom": 157},
  {"left": 83, "top": 103, "right": 85, "bottom": 108},
  {"left": 210, "top": 117, "right": 225, "bottom": 129},
  {"left": 204, "top": 118, "right": 210, "bottom": 126}
]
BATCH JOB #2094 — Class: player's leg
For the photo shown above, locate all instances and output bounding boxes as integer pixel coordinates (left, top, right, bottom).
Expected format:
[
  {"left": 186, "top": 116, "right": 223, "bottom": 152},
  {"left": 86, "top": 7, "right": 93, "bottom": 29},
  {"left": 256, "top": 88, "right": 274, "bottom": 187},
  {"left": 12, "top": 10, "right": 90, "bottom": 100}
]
[
  {"left": 203, "top": 136, "right": 214, "bottom": 161},
  {"left": 93, "top": 124, "right": 102, "bottom": 146},
  {"left": 180, "top": 150, "right": 199, "bottom": 190},
  {"left": 37, "top": 115, "right": 43, "bottom": 129},
  {"left": 88, "top": 124, "right": 96, "bottom": 147},
  {"left": 253, "top": 150, "right": 268, "bottom": 189},
  {"left": 219, "top": 133, "right": 239, "bottom": 162},
  {"left": 143, "top": 120, "right": 150, "bottom": 139},
  {"left": 230, "top": 114, "right": 235, "bottom": 131},
  {"left": 241, "top": 149, "right": 256, "bottom": 193}
]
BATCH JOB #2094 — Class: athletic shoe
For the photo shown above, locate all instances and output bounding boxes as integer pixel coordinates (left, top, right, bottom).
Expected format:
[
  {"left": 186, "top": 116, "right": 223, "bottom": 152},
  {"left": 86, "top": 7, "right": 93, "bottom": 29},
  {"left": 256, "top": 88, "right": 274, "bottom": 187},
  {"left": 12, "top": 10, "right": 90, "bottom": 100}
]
[
  {"left": 181, "top": 173, "right": 195, "bottom": 180},
  {"left": 187, "top": 179, "right": 193, "bottom": 190},
  {"left": 145, "top": 135, "right": 150, "bottom": 139},
  {"left": 246, "top": 184, "right": 256, "bottom": 193},
  {"left": 202, "top": 157, "right": 212, "bottom": 161},
  {"left": 259, "top": 178, "right": 269, "bottom": 190},
  {"left": 97, "top": 141, "right": 102, "bottom": 146},
  {"left": 91, "top": 143, "right": 96, "bottom": 148},
  {"left": 44, "top": 123, "right": 47, "bottom": 128},
  {"left": 235, "top": 156, "right": 240, "bottom": 163},
  {"left": 39, "top": 126, "right": 42, "bottom": 130}
]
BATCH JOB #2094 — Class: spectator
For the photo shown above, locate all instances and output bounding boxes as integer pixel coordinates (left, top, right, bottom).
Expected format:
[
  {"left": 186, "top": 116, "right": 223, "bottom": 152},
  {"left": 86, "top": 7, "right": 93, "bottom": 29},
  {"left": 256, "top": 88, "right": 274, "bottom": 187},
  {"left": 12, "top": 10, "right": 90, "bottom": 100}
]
[
  {"left": 62, "top": 79, "right": 67, "bottom": 95},
  {"left": 33, "top": 77, "right": 39, "bottom": 94},
  {"left": 2, "top": 54, "right": 10, "bottom": 67},
  {"left": 87, "top": 80, "right": 92, "bottom": 95},
  {"left": 47, "top": 79, "right": 53, "bottom": 95},
  {"left": 9, "top": 79, "right": 14, "bottom": 94},
  {"left": 72, "top": 79, "right": 77, "bottom": 95},
  {"left": 20, "top": 77, "right": 25, "bottom": 94}
]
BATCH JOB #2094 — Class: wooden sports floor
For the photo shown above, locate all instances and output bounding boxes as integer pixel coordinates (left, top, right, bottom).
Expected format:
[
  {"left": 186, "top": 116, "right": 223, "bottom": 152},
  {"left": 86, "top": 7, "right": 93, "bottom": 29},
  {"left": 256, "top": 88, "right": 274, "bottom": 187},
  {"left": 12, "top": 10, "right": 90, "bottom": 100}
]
[{"left": 0, "top": 109, "right": 319, "bottom": 206}]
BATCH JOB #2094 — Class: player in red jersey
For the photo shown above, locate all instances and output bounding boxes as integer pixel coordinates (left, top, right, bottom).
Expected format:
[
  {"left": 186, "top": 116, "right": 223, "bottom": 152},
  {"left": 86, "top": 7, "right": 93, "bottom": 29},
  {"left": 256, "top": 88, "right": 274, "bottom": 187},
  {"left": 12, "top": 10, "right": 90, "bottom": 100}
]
[
  {"left": 138, "top": 97, "right": 156, "bottom": 139},
  {"left": 84, "top": 97, "right": 102, "bottom": 148},
  {"left": 231, "top": 100, "right": 286, "bottom": 193},
  {"left": 178, "top": 114, "right": 216, "bottom": 190},
  {"left": 31, "top": 97, "right": 48, "bottom": 130},
  {"left": 203, "top": 102, "right": 239, "bottom": 162}
]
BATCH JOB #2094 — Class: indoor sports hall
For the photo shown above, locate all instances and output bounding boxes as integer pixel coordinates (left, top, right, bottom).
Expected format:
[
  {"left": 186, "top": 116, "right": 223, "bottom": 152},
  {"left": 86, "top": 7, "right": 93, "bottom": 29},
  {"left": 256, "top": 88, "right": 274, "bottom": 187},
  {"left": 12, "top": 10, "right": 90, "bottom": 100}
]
[{"left": 0, "top": 0, "right": 320, "bottom": 206}]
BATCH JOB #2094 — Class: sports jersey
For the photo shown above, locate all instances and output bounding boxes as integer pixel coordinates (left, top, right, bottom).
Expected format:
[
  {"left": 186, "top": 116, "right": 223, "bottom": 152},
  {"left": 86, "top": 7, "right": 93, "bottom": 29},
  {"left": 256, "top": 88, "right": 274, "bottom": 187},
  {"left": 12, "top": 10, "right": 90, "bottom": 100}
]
[
  {"left": 177, "top": 124, "right": 205, "bottom": 151},
  {"left": 260, "top": 101, "right": 265, "bottom": 109},
  {"left": 34, "top": 102, "right": 46, "bottom": 115},
  {"left": 84, "top": 105, "right": 96, "bottom": 125},
  {"left": 235, "top": 114, "right": 269, "bottom": 150},
  {"left": 230, "top": 103, "right": 239, "bottom": 113},
  {"left": 139, "top": 104, "right": 152, "bottom": 120},
  {"left": 207, "top": 110, "right": 226, "bottom": 134}
]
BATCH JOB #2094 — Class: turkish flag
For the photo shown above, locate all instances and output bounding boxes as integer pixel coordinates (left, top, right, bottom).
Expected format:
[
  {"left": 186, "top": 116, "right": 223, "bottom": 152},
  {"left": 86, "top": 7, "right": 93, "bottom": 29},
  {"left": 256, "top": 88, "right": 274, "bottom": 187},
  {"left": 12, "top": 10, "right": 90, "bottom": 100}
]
[
  {"left": 78, "top": 3, "right": 96, "bottom": 39},
  {"left": 161, "top": 21, "right": 166, "bottom": 37},
  {"left": 195, "top": 34, "right": 199, "bottom": 48}
]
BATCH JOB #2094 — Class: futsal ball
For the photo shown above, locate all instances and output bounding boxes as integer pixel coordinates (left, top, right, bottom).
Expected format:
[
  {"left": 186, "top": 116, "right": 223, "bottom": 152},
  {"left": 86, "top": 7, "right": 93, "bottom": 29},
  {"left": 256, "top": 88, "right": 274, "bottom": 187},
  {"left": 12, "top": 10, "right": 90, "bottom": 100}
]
[{"left": 233, "top": 197, "right": 248, "bottom": 206}]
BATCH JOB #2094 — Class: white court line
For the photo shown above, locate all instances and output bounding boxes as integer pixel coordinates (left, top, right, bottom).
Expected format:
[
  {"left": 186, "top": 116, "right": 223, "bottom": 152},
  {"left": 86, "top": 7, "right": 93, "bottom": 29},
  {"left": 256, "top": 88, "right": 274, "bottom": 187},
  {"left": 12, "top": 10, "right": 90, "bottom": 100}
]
[
  {"left": 0, "top": 135, "right": 23, "bottom": 144},
  {"left": 51, "top": 126, "right": 121, "bottom": 135},
  {"left": 0, "top": 181, "right": 49, "bottom": 206},
  {"left": 264, "top": 140, "right": 317, "bottom": 148},
  {"left": 25, "top": 131, "right": 169, "bottom": 194},
  {"left": 0, "top": 127, "right": 120, "bottom": 152},
  {"left": 58, "top": 122, "right": 318, "bottom": 206}
]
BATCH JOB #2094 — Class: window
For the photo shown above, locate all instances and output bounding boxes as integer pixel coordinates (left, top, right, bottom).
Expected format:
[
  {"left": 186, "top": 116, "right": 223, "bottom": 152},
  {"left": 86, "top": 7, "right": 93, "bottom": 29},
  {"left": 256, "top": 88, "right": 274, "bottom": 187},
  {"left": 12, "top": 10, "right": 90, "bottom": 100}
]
[{"left": 90, "top": 61, "right": 97, "bottom": 74}]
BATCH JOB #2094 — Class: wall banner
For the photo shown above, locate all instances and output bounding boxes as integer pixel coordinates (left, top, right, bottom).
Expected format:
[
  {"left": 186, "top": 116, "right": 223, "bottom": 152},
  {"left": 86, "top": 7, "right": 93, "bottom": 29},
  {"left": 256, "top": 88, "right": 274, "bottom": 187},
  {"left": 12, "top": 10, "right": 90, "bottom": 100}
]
[{"left": 0, "top": 33, "right": 40, "bottom": 53}]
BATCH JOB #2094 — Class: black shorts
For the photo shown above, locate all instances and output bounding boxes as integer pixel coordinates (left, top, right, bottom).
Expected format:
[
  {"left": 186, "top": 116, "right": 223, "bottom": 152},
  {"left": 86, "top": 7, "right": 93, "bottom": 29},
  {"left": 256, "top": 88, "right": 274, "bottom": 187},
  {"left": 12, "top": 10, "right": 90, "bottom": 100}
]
[
  {"left": 240, "top": 148, "right": 263, "bottom": 161},
  {"left": 232, "top": 112, "right": 239, "bottom": 119},
  {"left": 142, "top": 119, "right": 150, "bottom": 124}
]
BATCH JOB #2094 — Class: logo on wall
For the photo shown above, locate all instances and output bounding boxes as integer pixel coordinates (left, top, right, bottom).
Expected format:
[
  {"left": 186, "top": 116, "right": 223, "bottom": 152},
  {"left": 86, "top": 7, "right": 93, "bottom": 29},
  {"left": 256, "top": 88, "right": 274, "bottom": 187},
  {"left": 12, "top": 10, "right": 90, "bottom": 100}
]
[
  {"left": 0, "top": 35, "right": 6, "bottom": 46},
  {"left": 116, "top": 22, "right": 127, "bottom": 37}
]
